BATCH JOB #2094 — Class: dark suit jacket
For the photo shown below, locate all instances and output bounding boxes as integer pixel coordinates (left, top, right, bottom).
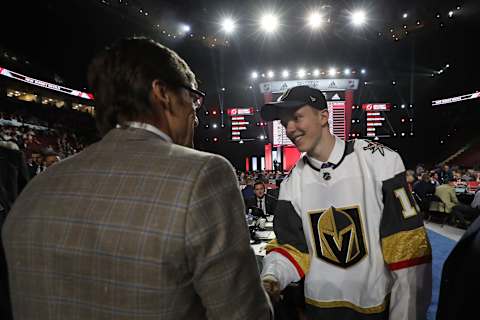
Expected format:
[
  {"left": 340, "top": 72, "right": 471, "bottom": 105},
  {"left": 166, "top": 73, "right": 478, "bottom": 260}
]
[
  {"left": 245, "top": 194, "right": 277, "bottom": 216},
  {"left": 0, "top": 146, "right": 29, "bottom": 320},
  {"left": 2, "top": 127, "right": 271, "bottom": 320},
  {"left": 436, "top": 216, "right": 480, "bottom": 319}
]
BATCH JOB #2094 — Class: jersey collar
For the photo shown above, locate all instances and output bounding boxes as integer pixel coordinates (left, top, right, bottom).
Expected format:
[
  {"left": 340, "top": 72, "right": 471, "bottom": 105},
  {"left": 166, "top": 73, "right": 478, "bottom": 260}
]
[{"left": 304, "top": 135, "right": 347, "bottom": 171}]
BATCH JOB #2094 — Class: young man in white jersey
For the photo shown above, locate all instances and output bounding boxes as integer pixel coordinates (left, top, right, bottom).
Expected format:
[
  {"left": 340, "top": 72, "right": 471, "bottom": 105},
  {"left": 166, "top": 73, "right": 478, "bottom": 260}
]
[{"left": 260, "top": 85, "right": 432, "bottom": 320}]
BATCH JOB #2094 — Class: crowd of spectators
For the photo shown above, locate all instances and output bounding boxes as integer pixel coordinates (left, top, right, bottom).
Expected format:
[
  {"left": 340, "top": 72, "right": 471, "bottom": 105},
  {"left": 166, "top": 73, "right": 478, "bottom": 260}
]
[
  {"left": 0, "top": 98, "right": 97, "bottom": 178},
  {"left": 408, "top": 164, "right": 480, "bottom": 228}
]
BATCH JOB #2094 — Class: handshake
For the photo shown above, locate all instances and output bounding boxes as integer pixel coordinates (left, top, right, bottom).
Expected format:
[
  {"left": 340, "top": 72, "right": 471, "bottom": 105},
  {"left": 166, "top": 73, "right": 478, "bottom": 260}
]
[{"left": 262, "top": 275, "right": 282, "bottom": 303}]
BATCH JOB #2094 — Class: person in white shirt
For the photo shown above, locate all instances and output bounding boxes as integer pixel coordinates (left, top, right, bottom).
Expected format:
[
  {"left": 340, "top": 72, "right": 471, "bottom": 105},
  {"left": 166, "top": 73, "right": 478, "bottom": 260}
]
[{"left": 260, "top": 85, "right": 432, "bottom": 320}]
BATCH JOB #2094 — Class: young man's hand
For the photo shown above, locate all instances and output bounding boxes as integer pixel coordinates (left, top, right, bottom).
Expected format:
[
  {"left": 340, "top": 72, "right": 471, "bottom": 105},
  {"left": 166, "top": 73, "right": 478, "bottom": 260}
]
[{"left": 262, "top": 278, "right": 282, "bottom": 303}]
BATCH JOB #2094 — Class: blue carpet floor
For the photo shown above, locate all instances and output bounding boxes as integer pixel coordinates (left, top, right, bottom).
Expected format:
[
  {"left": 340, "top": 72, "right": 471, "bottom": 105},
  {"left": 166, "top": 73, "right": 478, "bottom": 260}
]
[{"left": 426, "top": 229, "right": 457, "bottom": 320}]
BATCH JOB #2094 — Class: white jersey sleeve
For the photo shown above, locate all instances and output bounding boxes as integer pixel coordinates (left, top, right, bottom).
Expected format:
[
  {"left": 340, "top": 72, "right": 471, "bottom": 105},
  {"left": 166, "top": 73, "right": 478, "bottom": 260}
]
[
  {"left": 375, "top": 147, "right": 432, "bottom": 320},
  {"left": 260, "top": 167, "right": 311, "bottom": 290}
]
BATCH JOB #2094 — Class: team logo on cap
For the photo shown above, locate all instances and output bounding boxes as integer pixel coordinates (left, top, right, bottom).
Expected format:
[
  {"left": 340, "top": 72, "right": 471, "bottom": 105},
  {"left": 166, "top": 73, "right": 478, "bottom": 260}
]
[
  {"left": 278, "top": 87, "right": 294, "bottom": 101},
  {"left": 308, "top": 206, "right": 367, "bottom": 268}
]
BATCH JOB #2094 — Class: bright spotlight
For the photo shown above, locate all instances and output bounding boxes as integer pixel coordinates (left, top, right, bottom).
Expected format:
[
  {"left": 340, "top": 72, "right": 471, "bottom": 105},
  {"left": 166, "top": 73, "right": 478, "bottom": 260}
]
[
  {"left": 251, "top": 72, "right": 258, "bottom": 79},
  {"left": 221, "top": 17, "right": 236, "bottom": 33},
  {"left": 267, "top": 70, "right": 275, "bottom": 78},
  {"left": 328, "top": 68, "right": 336, "bottom": 76},
  {"left": 307, "top": 11, "right": 323, "bottom": 29},
  {"left": 297, "top": 69, "right": 306, "bottom": 78},
  {"left": 344, "top": 68, "right": 351, "bottom": 75},
  {"left": 260, "top": 13, "right": 279, "bottom": 33},
  {"left": 313, "top": 69, "right": 320, "bottom": 76},
  {"left": 180, "top": 24, "right": 191, "bottom": 33},
  {"left": 403, "top": 13, "right": 408, "bottom": 18},
  {"left": 448, "top": 11, "right": 454, "bottom": 18},
  {"left": 351, "top": 10, "right": 367, "bottom": 27},
  {"left": 361, "top": 69, "right": 366, "bottom": 74},
  {"left": 212, "top": 124, "right": 218, "bottom": 129},
  {"left": 282, "top": 70, "right": 289, "bottom": 78}
]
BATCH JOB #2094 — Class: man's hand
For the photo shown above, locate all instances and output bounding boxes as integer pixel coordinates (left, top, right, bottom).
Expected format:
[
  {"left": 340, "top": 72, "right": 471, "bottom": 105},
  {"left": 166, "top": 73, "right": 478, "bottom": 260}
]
[{"left": 262, "top": 278, "right": 282, "bottom": 303}]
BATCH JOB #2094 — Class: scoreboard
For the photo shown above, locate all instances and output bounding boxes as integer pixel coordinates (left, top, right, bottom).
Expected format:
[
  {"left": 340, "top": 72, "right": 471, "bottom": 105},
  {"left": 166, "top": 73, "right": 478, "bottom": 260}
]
[
  {"left": 350, "top": 103, "right": 414, "bottom": 139},
  {"left": 227, "top": 107, "right": 266, "bottom": 142}
]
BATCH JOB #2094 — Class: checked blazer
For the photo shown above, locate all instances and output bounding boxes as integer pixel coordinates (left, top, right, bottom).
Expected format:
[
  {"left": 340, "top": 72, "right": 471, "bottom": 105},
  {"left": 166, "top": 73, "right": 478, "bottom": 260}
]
[{"left": 2, "top": 127, "right": 271, "bottom": 320}]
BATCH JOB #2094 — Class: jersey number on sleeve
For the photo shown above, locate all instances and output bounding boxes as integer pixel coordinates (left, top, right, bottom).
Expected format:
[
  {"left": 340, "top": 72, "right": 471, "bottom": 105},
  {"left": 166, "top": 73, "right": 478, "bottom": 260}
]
[{"left": 394, "top": 188, "right": 417, "bottom": 218}]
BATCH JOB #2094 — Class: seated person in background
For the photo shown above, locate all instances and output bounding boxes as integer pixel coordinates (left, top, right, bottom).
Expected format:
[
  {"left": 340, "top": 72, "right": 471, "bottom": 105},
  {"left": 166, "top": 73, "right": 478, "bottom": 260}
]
[
  {"left": 471, "top": 189, "right": 480, "bottom": 211},
  {"left": 406, "top": 169, "right": 416, "bottom": 192},
  {"left": 241, "top": 177, "right": 255, "bottom": 201},
  {"left": 245, "top": 181, "right": 278, "bottom": 217},
  {"left": 413, "top": 173, "right": 436, "bottom": 211},
  {"left": 431, "top": 178, "right": 477, "bottom": 227},
  {"left": 41, "top": 148, "right": 61, "bottom": 168}
]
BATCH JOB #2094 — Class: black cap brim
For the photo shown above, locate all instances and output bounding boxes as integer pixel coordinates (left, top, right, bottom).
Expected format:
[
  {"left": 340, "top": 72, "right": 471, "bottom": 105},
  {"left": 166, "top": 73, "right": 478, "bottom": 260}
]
[{"left": 260, "top": 100, "right": 307, "bottom": 121}]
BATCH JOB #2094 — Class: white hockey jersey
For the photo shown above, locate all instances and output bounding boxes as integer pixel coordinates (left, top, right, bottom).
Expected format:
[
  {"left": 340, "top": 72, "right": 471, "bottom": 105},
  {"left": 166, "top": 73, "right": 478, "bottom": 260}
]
[{"left": 261, "top": 136, "right": 432, "bottom": 320}]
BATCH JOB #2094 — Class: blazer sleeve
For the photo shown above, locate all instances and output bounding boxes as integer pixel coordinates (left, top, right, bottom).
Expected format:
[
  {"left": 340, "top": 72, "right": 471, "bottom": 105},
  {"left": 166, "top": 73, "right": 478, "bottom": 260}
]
[{"left": 185, "top": 155, "right": 272, "bottom": 320}]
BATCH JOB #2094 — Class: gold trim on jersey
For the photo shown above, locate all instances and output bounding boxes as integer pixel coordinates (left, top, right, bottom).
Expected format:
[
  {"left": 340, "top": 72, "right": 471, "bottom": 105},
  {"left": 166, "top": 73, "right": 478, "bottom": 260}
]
[
  {"left": 381, "top": 226, "right": 432, "bottom": 264},
  {"left": 265, "top": 240, "right": 311, "bottom": 274},
  {"left": 305, "top": 294, "right": 390, "bottom": 314}
]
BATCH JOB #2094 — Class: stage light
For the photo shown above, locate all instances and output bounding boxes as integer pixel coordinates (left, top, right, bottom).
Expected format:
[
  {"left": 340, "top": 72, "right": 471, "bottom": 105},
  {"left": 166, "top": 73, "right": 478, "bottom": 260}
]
[
  {"left": 361, "top": 69, "right": 366, "bottom": 74},
  {"left": 297, "top": 69, "right": 306, "bottom": 78},
  {"left": 260, "top": 13, "right": 279, "bottom": 33},
  {"left": 251, "top": 72, "right": 258, "bottom": 79},
  {"left": 239, "top": 140, "right": 244, "bottom": 144},
  {"left": 307, "top": 11, "right": 323, "bottom": 29},
  {"left": 328, "top": 68, "right": 336, "bottom": 76},
  {"left": 248, "top": 85, "right": 253, "bottom": 89},
  {"left": 448, "top": 11, "right": 454, "bottom": 18},
  {"left": 313, "top": 69, "right": 320, "bottom": 77},
  {"left": 403, "top": 13, "right": 408, "bottom": 18},
  {"left": 212, "top": 123, "right": 218, "bottom": 129},
  {"left": 221, "top": 17, "right": 236, "bottom": 33},
  {"left": 392, "top": 81, "right": 396, "bottom": 85},
  {"left": 401, "top": 104, "right": 405, "bottom": 108},
  {"left": 351, "top": 10, "right": 367, "bottom": 27},
  {"left": 180, "top": 24, "right": 191, "bottom": 33},
  {"left": 259, "top": 135, "right": 266, "bottom": 140},
  {"left": 282, "top": 70, "right": 289, "bottom": 78},
  {"left": 221, "top": 87, "right": 226, "bottom": 91},
  {"left": 445, "top": 64, "right": 450, "bottom": 68},
  {"left": 344, "top": 68, "right": 351, "bottom": 75},
  {"left": 267, "top": 70, "right": 275, "bottom": 78}
]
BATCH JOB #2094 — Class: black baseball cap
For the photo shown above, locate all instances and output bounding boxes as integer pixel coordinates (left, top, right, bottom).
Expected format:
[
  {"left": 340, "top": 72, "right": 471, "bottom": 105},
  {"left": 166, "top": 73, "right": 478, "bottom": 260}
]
[{"left": 260, "top": 85, "right": 328, "bottom": 121}]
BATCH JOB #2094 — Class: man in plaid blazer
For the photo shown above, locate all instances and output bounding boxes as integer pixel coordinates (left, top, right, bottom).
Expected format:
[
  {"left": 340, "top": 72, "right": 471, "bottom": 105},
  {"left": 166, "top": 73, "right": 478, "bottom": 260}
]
[{"left": 2, "top": 37, "right": 272, "bottom": 319}]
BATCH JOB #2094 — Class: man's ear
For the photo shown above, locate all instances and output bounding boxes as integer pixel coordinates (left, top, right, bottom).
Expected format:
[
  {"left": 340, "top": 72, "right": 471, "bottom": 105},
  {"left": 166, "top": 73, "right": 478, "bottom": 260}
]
[
  {"left": 319, "top": 108, "right": 329, "bottom": 126},
  {"left": 151, "top": 79, "right": 172, "bottom": 112}
]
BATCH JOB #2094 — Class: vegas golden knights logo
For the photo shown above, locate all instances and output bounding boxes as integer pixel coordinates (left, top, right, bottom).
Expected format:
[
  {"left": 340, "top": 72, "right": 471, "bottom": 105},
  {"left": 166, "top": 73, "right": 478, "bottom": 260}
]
[{"left": 308, "top": 206, "right": 367, "bottom": 268}]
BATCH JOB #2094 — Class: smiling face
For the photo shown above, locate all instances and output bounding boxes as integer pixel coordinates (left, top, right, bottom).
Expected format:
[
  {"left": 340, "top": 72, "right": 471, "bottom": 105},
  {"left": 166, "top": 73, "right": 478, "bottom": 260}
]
[{"left": 278, "top": 104, "right": 328, "bottom": 154}]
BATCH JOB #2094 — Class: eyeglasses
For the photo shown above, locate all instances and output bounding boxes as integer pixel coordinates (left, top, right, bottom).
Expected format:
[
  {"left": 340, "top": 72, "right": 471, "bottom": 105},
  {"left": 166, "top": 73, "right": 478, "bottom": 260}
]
[{"left": 181, "top": 85, "right": 206, "bottom": 109}]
